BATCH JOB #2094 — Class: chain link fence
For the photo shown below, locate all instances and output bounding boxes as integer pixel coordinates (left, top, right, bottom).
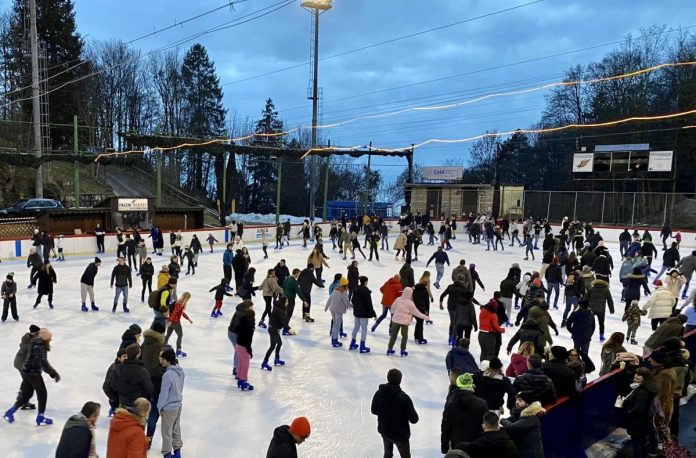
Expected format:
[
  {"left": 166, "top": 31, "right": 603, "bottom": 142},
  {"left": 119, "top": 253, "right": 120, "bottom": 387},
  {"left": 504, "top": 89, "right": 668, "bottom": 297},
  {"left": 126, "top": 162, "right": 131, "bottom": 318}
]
[{"left": 523, "top": 191, "right": 696, "bottom": 229}]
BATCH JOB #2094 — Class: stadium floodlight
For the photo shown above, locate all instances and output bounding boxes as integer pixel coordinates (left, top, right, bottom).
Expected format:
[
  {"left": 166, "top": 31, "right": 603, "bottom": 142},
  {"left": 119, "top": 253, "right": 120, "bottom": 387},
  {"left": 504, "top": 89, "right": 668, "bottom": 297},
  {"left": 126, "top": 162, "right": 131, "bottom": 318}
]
[{"left": 301, "top": 0, "right": 333, "bottom": 10}]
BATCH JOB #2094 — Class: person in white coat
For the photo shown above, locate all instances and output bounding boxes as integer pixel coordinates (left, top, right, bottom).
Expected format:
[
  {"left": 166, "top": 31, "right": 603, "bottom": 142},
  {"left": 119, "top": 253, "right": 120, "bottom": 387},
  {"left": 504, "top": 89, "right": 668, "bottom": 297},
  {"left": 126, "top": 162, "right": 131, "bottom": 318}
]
[{"left": 642, "top": 280, "right": 678, "bottom": 330}]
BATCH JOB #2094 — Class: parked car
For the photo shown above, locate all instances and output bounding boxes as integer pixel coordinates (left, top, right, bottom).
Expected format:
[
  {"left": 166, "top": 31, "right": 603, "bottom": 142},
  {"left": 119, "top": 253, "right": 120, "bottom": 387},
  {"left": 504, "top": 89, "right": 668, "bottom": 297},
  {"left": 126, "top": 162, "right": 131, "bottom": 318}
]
[{"left": 0, "top": 198, "right": 64, "bottom": 215}]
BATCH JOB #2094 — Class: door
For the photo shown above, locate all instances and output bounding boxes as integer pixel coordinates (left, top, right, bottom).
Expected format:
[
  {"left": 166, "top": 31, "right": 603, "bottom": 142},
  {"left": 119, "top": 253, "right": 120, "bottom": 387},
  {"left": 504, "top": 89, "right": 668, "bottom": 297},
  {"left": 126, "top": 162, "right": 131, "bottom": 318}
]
[
  {"left": 426, "top": 188, "right": 440, "bottom": 218},
  {"left": 461, "top": 189, "right": 478, "bottom": 215}
]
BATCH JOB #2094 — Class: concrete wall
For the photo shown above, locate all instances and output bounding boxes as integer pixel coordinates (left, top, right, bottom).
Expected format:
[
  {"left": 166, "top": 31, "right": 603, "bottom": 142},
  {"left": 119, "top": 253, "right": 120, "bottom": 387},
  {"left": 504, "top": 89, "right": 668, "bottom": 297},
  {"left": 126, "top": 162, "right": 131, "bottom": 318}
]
[{"left": 0, "top": 223, "right": 332, "bottom": 260}]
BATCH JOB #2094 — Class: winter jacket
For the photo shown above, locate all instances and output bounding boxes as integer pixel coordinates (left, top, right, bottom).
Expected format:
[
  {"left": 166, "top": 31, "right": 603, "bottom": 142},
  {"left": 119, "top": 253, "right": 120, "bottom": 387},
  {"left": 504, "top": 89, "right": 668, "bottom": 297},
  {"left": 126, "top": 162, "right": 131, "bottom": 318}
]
[
  {"left": 545, "top": 264, "right": 563, "bottom": 284},
  {"left": 479, "top": 302, "right": 504, "bottom": 334},
  {"left": 623, "top": 274, "right": 649, "bottom": 303},
  {"left": 209, "top": 282, "right": 234, "bottom": 301},
  {"left": 451, "top": 265, "right": 473, "bottom": 290},
  {"left": 499, "top": 277, "right": 518, "bottom": 299},
  {"left": 527, "top": 303, "right": 557, "bottom": 346},
  {"left": 592, "top": 255, "right": 612, "bottom": 277},
  {"left": 399, "top": 263, "right": 415, "bottom": 288},
  {"left": 167, "top": 261, "right": 180, "bottom": 279},
  {"left": 274, "top": 264, "right": 290, "bottom": 286},
  {"left": 13, "top": 332, "right": 36, "bottom": 371},
  {"left": 167, "top": 300, "right": 189, "bottom": 325},
  {"left": 106, "top": 409, "right": 148, "bottom": 458},
  {"left": 371, "top": 383, "right": 419, "bottom": 443},
  {"left": 157, "top": 272, "right": 169, "bottom": 289},
  {"left": 642, "top": 287, "right": 676, "bottom": 319},
  {"left": 678, "top": 255, "right": 696, "bottom": 279},
  {"left": 501, "top": 404, "right": 545, "bottom": 458},
  {"left": 222, "top": 249, "right": 234, "bottom": 267},
  {"left": 55, "top": 413, "right": 93, "bottom": 458},
  {"left": 541, "top": 360, "right": 577, "bottom": 398},
  {"left": 141, "top": 329, "right": 164, "bottom": 376},
  {"left": 454, "top": 299, "right": 478, "bottom": 330},
  {"left": 297, "top": 268, "right": 322, "bottom": 292},
  {"left": 347, "top": 266, "right": 359, "bottom": 290},
  {"left": 110, "top": 359, "right": 153, "bottom": 407},
  {"left": 622, "top": 303, "right": 646, "bottom": 330},
  {"left": 599, "top": 346, "right": 625, "bottom": 376},
  {"left": 512, "top": 368, "right": 557, "bottom": 406},
  {"left": 440, "top": 389, "right": 489, "bottom": 453},
  {"left": 412, "top": 283, "right": 431, "bottom": 315},
  {"left": 473, "top": 373, "right": 515, "bottom": 410},
  {"left": 380, "top": 277, "right": 403, "bottom": 307},
  {"left": 282, "top": 276, "right": 304, "bottom": 301},
  {"left": 505, "top": 353, "right": 529, "bottom": 378},
  {"left": 21, "top": 336, "right": 58, "bottom": 378},
  {"left": 260, "top": 275, "right": 283, "bottom": 297},
  {"left": 110, "top": 264, "right": 132, "bottom": 288},
  {"left": 445, "top": 347, "right": 480, "bottom": 374},
  {"left": 235, "top": 313, "right": 255, "bottom": 356},
  {"left": 454, "top": 429, "right": 520, "bottom": 458},
  {"left": 427, "top": 250, "right": 450, "bottom": 266},
  {"left": 118, "top": 328, "right": 139, "bottom": 351},
  {"left": 27, "top": 252, "right": 43, "bottom": 269},
  {"left": 80, "top": 262, "right": 99, "bottom": 286},
  {"left": 390, "top": 287, "right": 428, "bottom": 325},
  {"left": 139, "top": 262, "right": 154, "bottom": 282},
  {"left": 351, "top": 285, "right": 376, "bottom": 318},
  {"left": 664, "top": 275, "right": 686, "bottom": 299},
  {"left": 325, "top": 289, "right": 351, "bottom": 315},
  {"left": 238, "top": 272, "right": 257, "bottom": 299},
  {"left": 36, "top": 268, "right": 57, "bottom": 295},
  {"left": 393, "top": 233, "right": 407, "bottom": 251},
  {"left": 622, "top": 381, "right": 658, "bottom": 437},
  {"left": 307, "top": 251, "right": 328, "bottom": 270},
  {"left": 644, "top": 317, "right": 685, "bottom": 350},
  {"left": 506, "top": 319, "right": 545, "bottom": 355},
  {"left": 586, "top": 279, "right": 614, "bottom": 316},
  {"left": 662, "top": 247, "right": 680, "bottom": 267},
  {"left": 102, "top": 359, "right": 120, "bottom": 405},
  {"left": 440, "top": 281, "right": 468, "bottom": 311},
  {"left": 266, "top": 425, "right": 298, "bottom": 458},
  {"left": 232, "top": 253, "right": 248, "bottom": 275},
  {"left": 566, "top": 308, "right": 596, "bottom": 343},
  {"left": 1, "top": 279, "right": 16, "bottom": 299},
  {"left": 269, "top": 303, "right": 287, "bottom": 330},
  {"left": 158, "top": 364, "right": 185, "bottom": 412}
]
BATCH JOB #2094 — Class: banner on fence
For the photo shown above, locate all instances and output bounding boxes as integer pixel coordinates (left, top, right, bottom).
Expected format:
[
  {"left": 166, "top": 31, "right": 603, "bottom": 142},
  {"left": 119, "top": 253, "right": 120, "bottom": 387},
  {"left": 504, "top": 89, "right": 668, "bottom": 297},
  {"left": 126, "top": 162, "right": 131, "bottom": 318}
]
[
  {"left": 423, "top": 166, "right": 463, "bottom": 180},
  {"left": 648, "top": 151, "right": 673, "bottom": 172},
  {"left": 117, "top": 198, "right": 148, "bottom": 212},
  {"left": 572, "top": 153, "right": 594, "bottom": 172}
]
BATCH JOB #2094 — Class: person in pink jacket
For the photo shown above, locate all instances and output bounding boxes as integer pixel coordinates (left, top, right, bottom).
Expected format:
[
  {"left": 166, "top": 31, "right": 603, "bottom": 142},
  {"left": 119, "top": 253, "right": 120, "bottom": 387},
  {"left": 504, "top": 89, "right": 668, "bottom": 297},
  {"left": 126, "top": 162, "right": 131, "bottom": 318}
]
[{"left": 387, "top": 287, "right": 429, "bottom": 357}]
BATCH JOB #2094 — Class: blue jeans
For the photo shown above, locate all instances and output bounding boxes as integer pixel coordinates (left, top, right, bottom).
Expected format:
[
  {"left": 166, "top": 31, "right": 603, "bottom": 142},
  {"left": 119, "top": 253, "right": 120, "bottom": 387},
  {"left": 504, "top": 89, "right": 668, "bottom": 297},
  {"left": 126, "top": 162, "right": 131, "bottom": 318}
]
[
  {"left": 114, "top": 286, "right": 129, "bottom": 306},
  {"left": 435, "top": 263, "right": 444, "bottom": 284},
  {"left": 373, "top": 306, "right": 390, "bottom": 330},
  {"left": 228, "top": 331, "right": 238, "bottom": 368},
  {"left": 546, "top": 282, "right": 560, "bottom": 307},
  {"left": 146, "top": 394, "right": 160, "bottom": 438},
  {"left": 486, "top": 237, "right": 494, "bottom": 250},
  {"left": 620, "top": 240, "right": 629, "bottom": 257},
  {"left": 331, "top": 312, "right": 343, "bottom": 339},
  {"left": 511, "top": 234, "right": 521, "bottom": 246},
  {"left": 563, "top": 296, "right": 579, "bottom": 323},
  {"left": 352, "top": 317, "right": 368, "bottom": 342},
  {"left": 683, "top": 278, "right": 691, "bottom": 298},
  {"left": 655, "top": 264, "right": 669, "bottom": 280}
]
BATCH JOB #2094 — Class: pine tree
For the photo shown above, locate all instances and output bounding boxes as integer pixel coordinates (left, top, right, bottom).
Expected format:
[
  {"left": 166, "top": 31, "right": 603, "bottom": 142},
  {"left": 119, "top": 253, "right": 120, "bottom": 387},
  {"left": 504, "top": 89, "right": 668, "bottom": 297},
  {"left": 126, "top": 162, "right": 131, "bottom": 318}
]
[{"left": 247, "top": 98, "right": 283, "bottom": 213}]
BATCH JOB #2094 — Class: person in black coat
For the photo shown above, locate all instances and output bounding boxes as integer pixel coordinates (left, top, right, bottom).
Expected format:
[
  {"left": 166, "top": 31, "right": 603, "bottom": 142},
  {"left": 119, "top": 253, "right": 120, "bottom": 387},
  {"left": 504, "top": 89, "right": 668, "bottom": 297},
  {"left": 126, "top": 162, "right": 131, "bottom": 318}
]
[
  {"left": 350, "top": 277, "right": 376, "bottom": 352},
  {"left": 473, "top": 358, "right": 516, "bottom": 412},
  {"left": 110, "top": 343, "right": 153, "bottom": 408},
  {"left": 506, "top": 319, "right": 545, "bottom": 355},
  {"left": 512, "top": 355, "right": 557, "bottom": 407},
  {"left": 55, "top": 401, "right": 100, "bottom": 458},
  {"left": 118, "top": 323, "right": 142, "bottom": 350},
  {"left": 232, "top": 249, "right": 248, "bottom": 291},
  {"left": 297, "top": 265, "right": 324, "bottom": 321},
  {"left": 274, "top": 260, "right": 290, "bottom": 287},
  {"left": 347, "top": 261, "right": 359, "bottom": 299},
  {"left": 454, "top": 412, "right": 520, "bottom": 458},
  {"left": 412, "top": 281, "right": 431, "bottom": 344},
  {"left": 262, "top": 297, "right": 288, "bottom": 370},
  {"left": 140, "top": 257, "right": 155, "bottom": 302},
  {"left": 541, "top": 346, "right": 577, "bottom": 399},
  {"left": 33, "top": 262, "right": 57, "bottom": 309},
  {"left": 622, "top": 367, "right": 658, "bottom": 457},
  {"left": 371, "top": 369, "right": 419, "bottom": 458},
  {"left": 565, "top": 300, "right": 596, "bottom": 355},
  {"left": 238, "top": 268, "right": 258, "bottom": 301},
  {"left": 266, "top": 417, "right": 311, "bottom": 458},
  {"left": 102, "top": 349, "right": 127, "bottom": 415},
  {"left": 500, "top": 392, "right": 545, "bottom": 458},
  {"left": 441, "top": 373, "right": 489, "bottom": 454},
  {"left": 80, "top": 258, "right": 101, "bottom": 312},
  {"left": 446, "top": 338, "right": 480, "bottom": 375}
]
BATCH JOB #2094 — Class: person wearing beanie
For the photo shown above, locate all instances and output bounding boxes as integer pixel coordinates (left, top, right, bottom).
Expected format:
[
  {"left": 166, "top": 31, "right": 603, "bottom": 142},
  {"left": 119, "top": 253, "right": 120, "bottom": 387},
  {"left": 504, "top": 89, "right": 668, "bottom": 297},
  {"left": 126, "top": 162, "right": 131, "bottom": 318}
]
[
  {"left": 266, "top": 416, "right": 311, "bottom": 457},
  {"left": 209, "top": 278, "right": 235, "bottom": 318},
  {"left": 440, "top": 274, "right": 475, "bottom": 346},
  {"left": 622, "top": 299, "right": 646, "bottom": 346},
  {"left": 11, "top": 325, "right": 42, "bottom": 411},
  {"left": 2, "top": 272, "right": 18, "bottom": 322},
  {"left": 325, "top": 278, "right": 351, "bottom": 348},
  {"left": 4, "top": 327, "right": 60, "bottom": 425},
  {"left": 371, "top": 368, "right": 419, "bottom": 457},
  {"left": 473, "top": 357, "right": 515, "bottom": 416},
  {"left": 541, "top": 346, "right": 577, "bottom": 398},
  {"left": 441, "top": 373, "right": 488, "bottom": 454},
  {"left": 158, "top": 347, "right": 185, "bottom": 458},
  {"left": 119, "top": 324, "right": 143, "bottom": 350},
  {"left": 79, "top": 258, "right": 101, "bottom": 312},
  {"left": 141, "top": 322, "right": 166, "bottom": 446},
  {"left": 103, "top": 348, "right": 128, "bottom": 417},
  {"left": 140, "top": 256, "right": 155, "bottom": 303}
]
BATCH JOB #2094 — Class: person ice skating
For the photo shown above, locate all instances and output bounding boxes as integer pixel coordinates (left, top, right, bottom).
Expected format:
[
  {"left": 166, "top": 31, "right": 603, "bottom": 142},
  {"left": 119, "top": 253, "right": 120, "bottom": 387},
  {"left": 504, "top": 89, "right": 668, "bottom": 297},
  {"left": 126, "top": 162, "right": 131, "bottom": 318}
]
[
  {"left": 622, "top": 299, "right": 646, "bottom": 345},
  {"left": 642, "top": 280, "right": 675, "bottom": 330},
  {"left": 440, "top": 373, "right": 489, "bottom": 454},
  {"left": 206, "top": 233, "right": 218, "bottom": 253},
  {"left": 26, "top": 247, "right": 43, "bottom": 289},
  {"left": 394, "top": 231, "right": 407, "bottom": 261},
  {"left": 190, "top": 235, "right": 202, "bottom": 267},
  {"left": 412, "top": 273, "right": 433, "bottom": 344},
  {"left": 4, "top": 327, "right": 60, "bottom": 425},
  {"left": 157, "top": 348, "right": 185, "bottom": 458},
  {"left": 106, "top": 397, "right": 151, "bottom": 457},
  {"left": 140, "top": 257, "right": 154, "bottom": 303},
  {"left": 125, "top": 234, "right": 137, "bottom": 272},
  {"left": 110, "top": 257, "right": 132, "bottom": 313},
  {"left": 55, "top": 401, "right": 100, "bottom": 458},
  {"left": 111, "top": 343, "right": 153, "bottom": 408},
  {"left": 79, "top": 258, "right": 101, "bottom": 312},
  {"left": 349, "top": 276, "right": 376, "bottom": 353},
  {"left": 478, "top": 298, "right": 506, "bottom": 361},
  {"left": 387, "top": 287, "right": 428, "bottom": 357},
  {"left": 234, "top": 299, "right": 255, "bottom": 391},
  {"left": 118, "top": 323, "right": 142, "bottom": 350},
  {"left": 282, "top": 268, "right": 306, "bottom": 335},
  {"left": 373, "top": 274, "right": 402, "bottom": 332},
  {"left": 325, "top": 278, "right": 352, "bottom": 348},
  {"left": 165, "top": 292, "right": 193, "bottom": 358},
  {"left": 209, "top": 278, "right": 234, "bottom": 318},
  {"left": 232, "top": 249, "right": 247, "bottom": 292},
  {"left": 259, "top": 269, "right": 284, "bottom": 328},
  {"left": 426, "top": 246, "right": 450, "bottom": 289},
  {"left": 566, "top": 300, "right": 596, "bottom": 355},
  {"left": 2, "top": 272, "right": 18, "bottom": 322},
  {"left": 266, "top": 416, "right": 311, "bottom": 458},
  {"left": 12, "top": 325, "right": 41, "bottom": 411},
  {"left": 586, "top": 278, "right": 614, "bottom": 342},
  {"left": 445, "top": 338, "right": 480, "bottom": 375},
  {"left": 371, "top": 368, "right": 419, "bottom": 458},
  {"left": 368, "top": 230, "right": 381, "bottom": 261},
  {"left": 182, "top": 246, "right": 195, "bottom": 276},
  {"left": 228, "top": 300, "right": 252, "bottom": 378},
  {"left": 261, "top": 296, "right": 288, "bottom": 371},
  {"left": 33, "top": 262, "right": 57, "bottom": 309},
  {"left": 168, "top": 255, "right": 181, "bottom": 282},
  {"left": 103, "top": 349, "right": 127, "bottom": 417},
  {"left": 55, "top": 234, "right": 65, "bottom": 261},
  {"left": 298, "top": 264, "right": 324, "bottom": 323},
  {"left": 95, "top": 224, "right": 106, "bottom": 253},
  {"left": 238, "top": 268, "right": 258, "bottom": 301}
]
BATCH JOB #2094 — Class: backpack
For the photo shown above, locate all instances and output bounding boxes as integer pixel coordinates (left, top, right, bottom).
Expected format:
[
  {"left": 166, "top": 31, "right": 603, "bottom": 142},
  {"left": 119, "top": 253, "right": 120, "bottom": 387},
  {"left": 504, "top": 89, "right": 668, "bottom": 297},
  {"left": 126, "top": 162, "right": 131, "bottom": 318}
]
[{"left": 148, "top": 287, "right": 167, "bottom": 309}]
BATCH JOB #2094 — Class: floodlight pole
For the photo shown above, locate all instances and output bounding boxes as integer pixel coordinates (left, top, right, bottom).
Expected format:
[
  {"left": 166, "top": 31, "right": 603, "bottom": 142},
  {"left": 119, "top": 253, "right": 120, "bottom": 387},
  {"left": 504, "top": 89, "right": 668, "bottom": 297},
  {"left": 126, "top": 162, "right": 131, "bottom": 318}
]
[{"left": 309, "top": 8, "right": 320, "bottom": 222}]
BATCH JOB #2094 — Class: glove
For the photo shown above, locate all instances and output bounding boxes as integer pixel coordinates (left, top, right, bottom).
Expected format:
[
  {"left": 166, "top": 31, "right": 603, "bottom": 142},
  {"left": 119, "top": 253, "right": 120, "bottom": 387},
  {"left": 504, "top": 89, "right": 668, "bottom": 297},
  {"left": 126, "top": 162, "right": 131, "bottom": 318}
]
[
  {"left": 54, "top": 374, "right": 61, "bottom": 383},
  {"left": 555, "top": 329, "right": 559, "bottom": 336}
]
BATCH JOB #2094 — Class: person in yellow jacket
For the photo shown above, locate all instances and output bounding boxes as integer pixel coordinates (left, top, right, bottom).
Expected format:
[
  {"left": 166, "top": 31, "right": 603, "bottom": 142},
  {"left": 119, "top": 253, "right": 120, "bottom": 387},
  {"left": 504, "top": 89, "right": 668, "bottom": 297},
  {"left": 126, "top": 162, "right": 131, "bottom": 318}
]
[{"left": 157, "top": 265, "right": 170, "bottom": 289}]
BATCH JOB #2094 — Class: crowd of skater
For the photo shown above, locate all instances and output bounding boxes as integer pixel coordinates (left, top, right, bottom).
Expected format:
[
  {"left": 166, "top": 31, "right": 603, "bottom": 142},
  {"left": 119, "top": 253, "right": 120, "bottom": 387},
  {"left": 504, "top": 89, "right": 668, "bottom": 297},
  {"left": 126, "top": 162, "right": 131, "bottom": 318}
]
[{"left": 1, "top": 212, "right": 695, "bottom": 457}]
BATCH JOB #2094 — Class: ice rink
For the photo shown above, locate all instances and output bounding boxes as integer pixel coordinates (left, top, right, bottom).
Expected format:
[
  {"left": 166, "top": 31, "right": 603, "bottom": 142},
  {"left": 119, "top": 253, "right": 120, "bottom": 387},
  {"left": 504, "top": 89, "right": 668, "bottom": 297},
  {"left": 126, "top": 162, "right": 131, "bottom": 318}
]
[{"left": 0, "top": 230, "right": 668, "bottom": 457}]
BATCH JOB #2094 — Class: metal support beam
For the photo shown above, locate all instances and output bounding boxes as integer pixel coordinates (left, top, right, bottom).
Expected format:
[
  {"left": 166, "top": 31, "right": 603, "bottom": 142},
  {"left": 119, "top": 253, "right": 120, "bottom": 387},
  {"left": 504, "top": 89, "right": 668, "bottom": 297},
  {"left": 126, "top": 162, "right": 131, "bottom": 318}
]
[
  {"left": 156, "top": 151, "right": 162, "bottom": 207},
  {"left": 546, "top": 191, "right": 551, "bottom": 220},
  {"left": 322, "top": 156, "right": 329, "bottom": 221},
  {"left": 308, "top": 8, "right": 320, "bottom": 221},
  {"left": 29, "top": 0, "right": 42, "bottom": 198},
  {"left": 631, "top": 193, "right": 636, "bottom": 226},
  {"left": 73, "top": 115, "right": 80, "bottom": 207}
]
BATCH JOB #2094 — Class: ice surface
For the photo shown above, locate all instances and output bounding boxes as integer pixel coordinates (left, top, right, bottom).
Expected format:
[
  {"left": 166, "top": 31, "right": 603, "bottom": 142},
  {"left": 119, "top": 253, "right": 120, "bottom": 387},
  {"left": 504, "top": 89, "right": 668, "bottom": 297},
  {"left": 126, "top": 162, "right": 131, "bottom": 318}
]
[{"left": 0, "top": 231, "right": 672, "bottom": 457}]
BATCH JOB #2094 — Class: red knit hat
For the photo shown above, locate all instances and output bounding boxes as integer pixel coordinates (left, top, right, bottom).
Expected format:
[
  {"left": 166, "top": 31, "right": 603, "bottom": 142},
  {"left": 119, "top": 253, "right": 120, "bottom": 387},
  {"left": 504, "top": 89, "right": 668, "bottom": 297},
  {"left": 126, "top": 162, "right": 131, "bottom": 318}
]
[{"left": 290, "top": 417, "right": 311, "bottom": 438}]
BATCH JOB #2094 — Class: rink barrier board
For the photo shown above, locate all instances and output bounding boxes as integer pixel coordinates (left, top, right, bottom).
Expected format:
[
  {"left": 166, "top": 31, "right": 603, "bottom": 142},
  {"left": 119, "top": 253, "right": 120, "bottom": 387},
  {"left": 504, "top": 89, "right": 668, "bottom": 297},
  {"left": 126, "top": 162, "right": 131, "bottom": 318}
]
[{"left": 539, "top": 328, "right": 696, "bottom": 457}]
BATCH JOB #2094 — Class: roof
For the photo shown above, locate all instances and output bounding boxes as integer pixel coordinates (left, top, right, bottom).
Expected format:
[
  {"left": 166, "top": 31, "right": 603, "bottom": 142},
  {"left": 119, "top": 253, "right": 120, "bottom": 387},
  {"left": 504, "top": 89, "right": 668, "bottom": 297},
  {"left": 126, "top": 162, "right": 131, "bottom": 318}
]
[{"left": 405, "top": 183, "right": 494, "bottom": 189}]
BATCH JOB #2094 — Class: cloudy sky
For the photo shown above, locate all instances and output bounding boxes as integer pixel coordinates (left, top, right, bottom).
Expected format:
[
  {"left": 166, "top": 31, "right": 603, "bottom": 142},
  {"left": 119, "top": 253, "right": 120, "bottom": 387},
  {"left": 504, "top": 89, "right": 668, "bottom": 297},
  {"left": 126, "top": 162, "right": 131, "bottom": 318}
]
[{"left": 73, "top": 0, "right": 696, "bottom": 184}]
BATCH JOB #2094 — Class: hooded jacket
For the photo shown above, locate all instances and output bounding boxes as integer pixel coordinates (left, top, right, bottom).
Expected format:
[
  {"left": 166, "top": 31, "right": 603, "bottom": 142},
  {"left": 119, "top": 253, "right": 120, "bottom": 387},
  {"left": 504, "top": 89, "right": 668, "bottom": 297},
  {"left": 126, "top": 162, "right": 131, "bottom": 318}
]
[
  {"left": 274, "top": 264, "right": 290, "bottom": 286},
  {"left": 158, "top": 364, "right": 185, "bottom": 412},
  {"left": 622, "top": 381, "right": 658, "bottom": 437},
  {"left": 380, "top": 277, "right": 403, "bottom": 307},
  {"left": 390, "top": 287, "right": 428, "bottom": 325},
  {"left": 297, "top": 268, "right": 322, "bottom": 292},
  {"left": 644, "top": 317, "right": 685, "bottom": 350},
  {"left": 440, "top": 389, "right": 488, "bottom": 453},
  {"left": 235, "top": 310, "right": 255, "bottom": 356},
  {"left": 445, "top": 347, "right": 480, "bottom": 374},
  {"left": 141, "top": 329, "right": 164, "bottom": 375},
  {"left": 412, "top": 283, "right": 431, "bottom": 314},
  {"left": 260, "top": 275, "right": 283, "bottom": 297},
  {"left": 371, "top": 382, "right": 419, "bottom": 443},
  {"left": 451, "top": 265, "right": 473, "bottom": 290},
  {"left": 500, "top": 403, "right": 545, "bottom": 458},
  {"left": 269, "top": 303, "right": 288, "bottom": 330},
  {"left": 440, "top": 281, "right": 468, "bottom": 311},
  {"left": 80, "top": 262, "right": 99, "bottom": 286},
  {"left": 512, "top": 368, "right": 557, "bottom": 406},
  {"left": 110, "top": 359, "right": 153, "bottom": 408},
  {"left": 22, "top": 336, "right": 58, "bottom": 378},
  {"left": 662, "top": 246, "right": 680, "bottom": 267},
  {"left": 586, "top": 279, "right": 614, "bottom": 316},
  {"left": 13, "top": 332, "right": 36, "bottom": 371},
  {"left": 454, "top": 429, "right": 520, "bottom": 458},
  {"left": 473, "top": 373, "right": 515, "bottom": 410},
  {"left": 106, "top": 409, "right": 148, "bottom": 458},
  {"left": 527, "top": 303, "right": 556, "bottom": 346},
  {"left": 453, "top": 296, "right": 478, "bottom": 329},
  {"left": 505, "top": 353, "right": 530, "bottom": 378},
  {"left": 325, "top": 288, "right": 351, "bottom": 315},
  {"left": 266, "top": 425, "right": 298, "bottom": 458},
  {"left": 55, "top": 413, "right": 93, "bottom": 458},
  {"left": 351, "top": 285, "right": 376, "bottom": 318},
  {"left": 479, "top": 301, "right": 505, "bottom": 333},
  {"left": 37, "top": 268, "right": 57, "bottom": 295},
  {"left": 506, "top": 319, "right": 545, "bottom": 355}
]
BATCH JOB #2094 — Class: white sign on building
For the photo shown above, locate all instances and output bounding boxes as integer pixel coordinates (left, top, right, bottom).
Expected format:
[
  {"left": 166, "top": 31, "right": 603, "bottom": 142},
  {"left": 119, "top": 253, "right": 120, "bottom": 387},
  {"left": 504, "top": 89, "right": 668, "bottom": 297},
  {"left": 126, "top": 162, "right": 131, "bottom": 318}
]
[
  {"left": 423, "top": 166, "right": 463, "bottom": 181},
  {"left": 648, "top": 151, "right": 673, "bottom": 172},
  {"left": 572, "top": 153, "right": 594, "bottom": 172},
  {"left": 117, "top": 198, "right": 149, "bottom": 212}
]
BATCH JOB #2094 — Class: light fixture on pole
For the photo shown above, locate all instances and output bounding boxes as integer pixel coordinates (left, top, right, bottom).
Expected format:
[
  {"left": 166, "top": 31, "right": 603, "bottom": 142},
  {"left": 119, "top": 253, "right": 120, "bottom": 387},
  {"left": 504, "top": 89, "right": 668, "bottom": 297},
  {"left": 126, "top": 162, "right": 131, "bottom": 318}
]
[{"left": 302, "top": 0, "right": 332, "bottom": 223}]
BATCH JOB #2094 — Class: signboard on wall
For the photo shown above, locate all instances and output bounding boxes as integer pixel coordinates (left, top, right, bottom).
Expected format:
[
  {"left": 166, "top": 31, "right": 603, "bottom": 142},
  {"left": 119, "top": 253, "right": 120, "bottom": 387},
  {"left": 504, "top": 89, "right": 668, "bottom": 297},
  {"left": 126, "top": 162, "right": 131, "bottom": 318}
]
[
  {"left": 648, "top": 151, "right": 673, "bottom": 172},
  {"left": 572, "top": 153, "right": 594, "bottom": 172},
  {"left": 117, "top": 198, "right": 149, "bottom": 212},
  {"left": 423, "top": 166, "right": 463, "bottom": 181}
]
